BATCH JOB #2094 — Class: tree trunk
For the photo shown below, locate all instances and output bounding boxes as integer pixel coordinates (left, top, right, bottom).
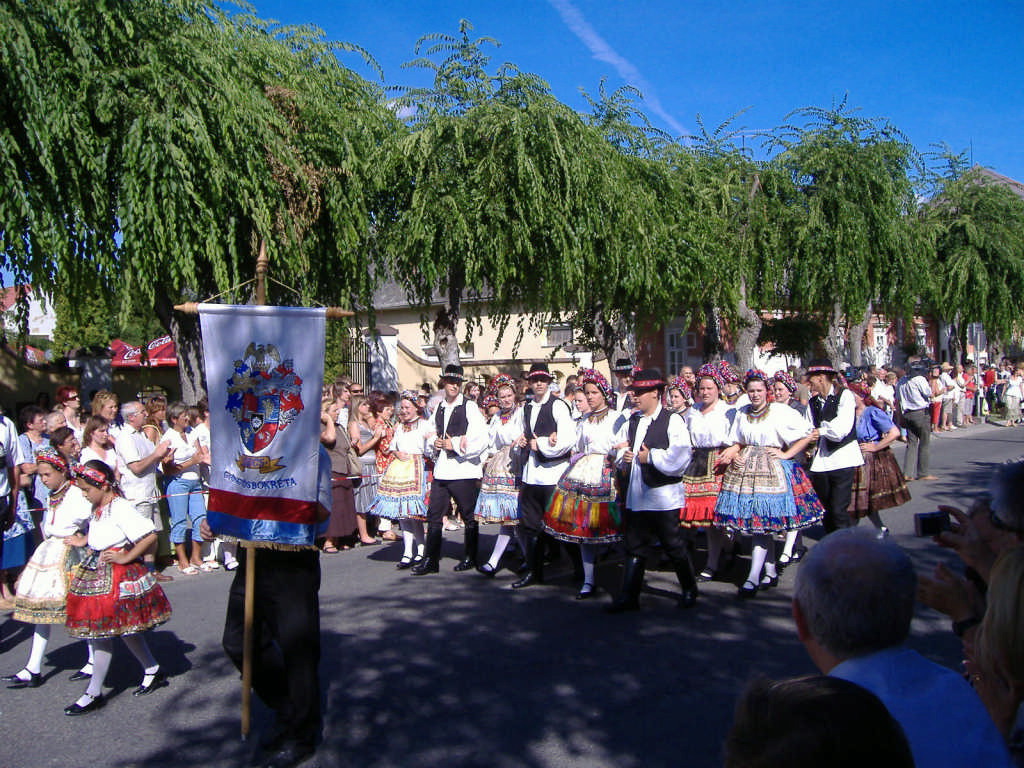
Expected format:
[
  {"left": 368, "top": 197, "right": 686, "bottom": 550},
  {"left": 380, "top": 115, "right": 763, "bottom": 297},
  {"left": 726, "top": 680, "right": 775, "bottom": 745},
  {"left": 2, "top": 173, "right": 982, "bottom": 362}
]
[
  {"left": 703, "top": 303, "right": 723, "bottom": 362},
  {"left": 432, "top": 269, "right": 464, "bottom": 369},
  {"left": 848, "top": 301, "right": 872, "bottom": 367},
  {"left": 155, "top": 288, "right": 206, "bottom": 403},
  {"left": 733, "top": 278, "right": 762, "bottom": 370},
  {"left": 822, "top": 302, "right": 845, "bottom": 369}
]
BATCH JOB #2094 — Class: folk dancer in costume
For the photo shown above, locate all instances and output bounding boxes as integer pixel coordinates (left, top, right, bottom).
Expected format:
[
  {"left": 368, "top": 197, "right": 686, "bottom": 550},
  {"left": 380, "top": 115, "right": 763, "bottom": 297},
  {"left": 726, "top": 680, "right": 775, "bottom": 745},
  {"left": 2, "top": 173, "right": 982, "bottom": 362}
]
[
  {"left": 719, "top": 362, "right": 748, "bottom": 409},
  {"left": 714, "top": 370, "right": 824, "bottom": 599},
  {"left": 666, "top": 376, "right": 692, "bottom": 415},
  {"left": 680, "top": 364, "right": 737, "bottom": 581},
  {"left": 63, "top": 460, "right": 172, "bottom": 715},
  {"left": 772, "top": 371, "right": 811, "bottom": 568},
  {"left": 413, "top": 365, "right": 488, "bottom": 575},
  {"left": 474, "top": 375, "right": 526, "bottom": 578},
  {"left": 368, "top": 392, "right": 435, "bottom": 569},
  {"left": 543, "top": 369, "right": 626, "bottom": 599},
  {"left": 845, "top": 382, "right": 911, "bottom": 538},
  {"left": 806, "top": 359, "right": 864, "bottom": 534},
  {"left": 511, "top": 362, "right": 577, "bottom": 589},
  {"left": 610, "top": 358, "right": 635, "bottom": 415},
  {"left": 3, "top": 449, "right": 91, "bottom": 689},
  {"left": 607, "top": 368, "right": 699, "bottom": 612}
]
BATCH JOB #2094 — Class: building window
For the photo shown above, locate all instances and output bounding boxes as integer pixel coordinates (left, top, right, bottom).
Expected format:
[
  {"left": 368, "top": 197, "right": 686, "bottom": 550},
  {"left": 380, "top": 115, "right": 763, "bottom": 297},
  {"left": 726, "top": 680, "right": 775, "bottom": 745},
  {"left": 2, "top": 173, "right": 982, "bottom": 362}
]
[
  {"left": 665, "top": 327, "right": 687, "bottom": 376},
  {"left": 544, "top": 323, "right": 573, "bottom": 349}
]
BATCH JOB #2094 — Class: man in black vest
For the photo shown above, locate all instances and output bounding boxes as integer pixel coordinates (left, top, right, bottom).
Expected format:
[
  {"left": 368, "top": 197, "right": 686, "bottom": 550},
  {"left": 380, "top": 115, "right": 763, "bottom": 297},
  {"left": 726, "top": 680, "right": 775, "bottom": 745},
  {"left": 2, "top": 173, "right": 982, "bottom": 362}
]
[
  {"left": 807, "top": 359, "right": 864, "bottom": 533},
  {"left": 511, "top": 362, "right": 577, "bottom": 589},
  {"left": 412, "top": 364, "right": 487, "bottom": 575},
  {"left": 608, "top": 368, "right": 698, "bottom": 612}
]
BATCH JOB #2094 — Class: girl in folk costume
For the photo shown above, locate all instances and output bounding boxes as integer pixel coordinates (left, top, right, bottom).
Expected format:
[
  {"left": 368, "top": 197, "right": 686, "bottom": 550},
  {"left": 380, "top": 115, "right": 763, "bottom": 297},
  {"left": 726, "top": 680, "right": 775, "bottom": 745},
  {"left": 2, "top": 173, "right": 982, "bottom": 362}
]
[
  {"left": 772, "top": 370, "right": 811, "bottom": 568},
  {"left": 474, "top": 375, "right": 526, "bottom": 577},
  {"left": 543, "top": 369, "right": 625, "bottom": 599},
  {"left": 714, "top": 370, "right": 824, "bottom": 599},
  {"left": 666, "top": 377, "right": 692, "bottom": 416},
  {"left": 3, "top": 449, "right": 91, "bottom": 688},
  {"left": 680, "top": 364, "right": 737, "bottom": 581},
  {"left": 845, "top": 382, "right": 911, "bottom": 537},
  {"left": 719, "top": 361, "right": 748, "bottom": 409},
  {"left": 63, "top": 460, "right": 172, "bottom": 715},
  {"left": 367, "top": 392, "right": 434, "bottom": 569}
]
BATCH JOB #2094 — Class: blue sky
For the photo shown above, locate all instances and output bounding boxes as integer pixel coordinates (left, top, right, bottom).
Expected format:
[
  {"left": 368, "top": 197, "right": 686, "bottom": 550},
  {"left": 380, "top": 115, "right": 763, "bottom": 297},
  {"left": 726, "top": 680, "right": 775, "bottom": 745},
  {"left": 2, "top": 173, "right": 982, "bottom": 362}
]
[{"left": 247, "top": 0, "right": 1024, "bottom": 182}]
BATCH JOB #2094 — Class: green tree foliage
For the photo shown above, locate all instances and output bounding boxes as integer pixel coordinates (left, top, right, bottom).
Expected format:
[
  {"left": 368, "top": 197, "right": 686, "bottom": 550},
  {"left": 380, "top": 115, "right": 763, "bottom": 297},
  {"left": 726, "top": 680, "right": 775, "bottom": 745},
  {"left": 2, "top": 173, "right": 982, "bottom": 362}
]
[
  {"left": 2, "top": 0, "right": 395, "bottom": 398},
  {"left": 923, "top": 149, "right": 1024, "bottom": 355}
]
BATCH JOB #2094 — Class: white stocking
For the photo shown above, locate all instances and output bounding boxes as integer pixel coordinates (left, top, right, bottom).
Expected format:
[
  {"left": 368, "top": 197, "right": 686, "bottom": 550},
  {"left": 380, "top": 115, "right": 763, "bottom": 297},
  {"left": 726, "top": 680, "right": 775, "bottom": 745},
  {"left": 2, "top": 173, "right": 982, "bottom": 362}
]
[
  {"left": 580, "top": 543, "right": 597, "bottom": 587},
  {"left": 781, "top": 530, "right": 801, "bottom": 559},
  {"left": 745, "top": 534, "right": 770, "bottom": 586},
  {"left": 487, "top": 529, "right": 513, "bottom": 570},
  {"left": 26, "top": 625, "right": 51, "bottom": 675},
  {"left": 83, "top": 639, "right": 112, "bottom": 700},
  {"left": 705, "top": 527, "right": 727, "bottom": 571}
]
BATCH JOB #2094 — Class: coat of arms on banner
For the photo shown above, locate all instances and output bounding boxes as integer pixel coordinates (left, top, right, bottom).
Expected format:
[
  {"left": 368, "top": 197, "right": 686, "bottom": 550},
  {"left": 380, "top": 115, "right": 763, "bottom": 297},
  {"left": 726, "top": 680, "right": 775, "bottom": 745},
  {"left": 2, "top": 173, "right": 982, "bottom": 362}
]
[{"left": 226, "top": 342, "right": 304, "bottom": 472}]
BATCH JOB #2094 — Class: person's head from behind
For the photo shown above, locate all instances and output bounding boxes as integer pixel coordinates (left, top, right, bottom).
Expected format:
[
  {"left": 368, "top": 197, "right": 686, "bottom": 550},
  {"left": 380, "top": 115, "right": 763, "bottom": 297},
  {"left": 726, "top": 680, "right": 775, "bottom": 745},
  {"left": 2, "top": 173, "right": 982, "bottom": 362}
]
[
  {"left": 792, "top": 529, "right": 916, "bottom": 671},
  {"left": 972, "top": 545, "right": 1024, "bottom": 736},
  {"left": 723, "top": 674, "right": 913, "bottom": 768}
]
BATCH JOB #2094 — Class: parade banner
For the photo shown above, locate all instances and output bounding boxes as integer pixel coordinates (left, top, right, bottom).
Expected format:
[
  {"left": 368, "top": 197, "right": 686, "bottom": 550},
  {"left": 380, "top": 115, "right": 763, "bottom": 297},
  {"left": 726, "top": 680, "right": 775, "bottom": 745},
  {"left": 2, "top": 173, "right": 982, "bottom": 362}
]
[{"left": 199, "top": 304, "right": 325, "bottom": 545}]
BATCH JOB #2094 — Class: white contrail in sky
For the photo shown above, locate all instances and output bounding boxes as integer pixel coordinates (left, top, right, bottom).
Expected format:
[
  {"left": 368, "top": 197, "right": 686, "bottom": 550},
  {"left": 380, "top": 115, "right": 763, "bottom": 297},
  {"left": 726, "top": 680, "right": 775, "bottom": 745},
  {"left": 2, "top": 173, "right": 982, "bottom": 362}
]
[{"left": 547, "top": 0, "right": 687, "bottom": 138}]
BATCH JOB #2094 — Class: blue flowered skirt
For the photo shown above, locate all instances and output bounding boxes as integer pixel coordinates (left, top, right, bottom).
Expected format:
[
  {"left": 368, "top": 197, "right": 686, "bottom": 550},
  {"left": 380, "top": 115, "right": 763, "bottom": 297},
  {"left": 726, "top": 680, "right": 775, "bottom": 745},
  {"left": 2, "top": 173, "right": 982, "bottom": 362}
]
[
  {"left": 475, "top": 446, "right": 521, "bottom": 524},
  {"left": 367, "top": 456, "right": 427, "bottom": 521},
  {"left": 714, "top": 446, "right": 824, "bottom": 534}
]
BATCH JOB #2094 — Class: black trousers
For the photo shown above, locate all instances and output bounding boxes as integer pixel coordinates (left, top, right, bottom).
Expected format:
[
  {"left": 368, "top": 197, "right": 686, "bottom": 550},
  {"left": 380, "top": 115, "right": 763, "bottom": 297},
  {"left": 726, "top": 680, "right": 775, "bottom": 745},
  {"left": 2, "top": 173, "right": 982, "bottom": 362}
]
[
  {"left": 518, "top": 483, "right": 555, "bottom": 534},
  {"left": 623, "top": 509, "right": 691, "bottom": 563},
  {"left": 810, "top": 467, "right": 857, "bottom": 533},
  {"left": 222, "top": 547, "right": 321, "bottom": 747},
  {"left": 426, "top": 477, "right": 479, "bottom": 531}
]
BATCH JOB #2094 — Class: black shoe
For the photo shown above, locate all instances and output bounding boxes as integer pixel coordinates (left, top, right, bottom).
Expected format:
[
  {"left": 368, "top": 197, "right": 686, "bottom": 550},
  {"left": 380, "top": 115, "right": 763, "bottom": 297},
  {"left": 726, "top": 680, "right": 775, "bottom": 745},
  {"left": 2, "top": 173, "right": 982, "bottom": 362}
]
[
  {"left": 4, "top": 670, "right": 41, "bottom": 689},
  {"left": 678, "top": 589, "right": 698, "bottom": 609},
  {"left": 738, "top": 580, "right": 759, "bottom": 599},
  {"left": 776, "top": 553, "right": 793, "bottom": 571},
  {"left": 511, "top": 570, "right": 541, "bottom": 589},
  {"left": 68, "top": 670, "right": 92, "bottom": 682},
  {"left": 576, "top": 583, "right": 595, "bottom": 600},
  {"left": 410, "top": 558, "right": 439, "bottom": 576},
  {"left": 760, "top": 574, "right": 779, "bottom": 590},
  {"left": 64, "top": 693, "right": 106, "bottom": 716},
  {"left": 453, "top": 557, "right": 476, "bottom": 572},
  {"left": 263, "top": 740, "right": 315, "bottom": 768},
  {"left": 697, "top": 568, "right": 716, "bottom": 583},
  {"left": 395, "top": 557, "right": 414, "bottom": 570},
  {"left": 132, "top": 670, "right": 168, "bottom": 697},
  {"left": 476, "top": 563, "right": 497, "bottom": 578}
]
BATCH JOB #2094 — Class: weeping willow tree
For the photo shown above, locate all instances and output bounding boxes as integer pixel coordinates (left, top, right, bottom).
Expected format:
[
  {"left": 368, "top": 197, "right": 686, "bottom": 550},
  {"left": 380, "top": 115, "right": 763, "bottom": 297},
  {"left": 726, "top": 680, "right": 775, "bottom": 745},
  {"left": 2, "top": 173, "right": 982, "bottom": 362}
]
[
  {"left": 765, "top": 99, "right": 928, "bottom": 367},
  {"left": 923, "top": 150, "right": 1024, "bottom": 360},
  {"left": 2, "top": 0, "right": 394, "bottom": 399},
  {"left": 379, "top": 21, "right": 708, "bottom": 368}
]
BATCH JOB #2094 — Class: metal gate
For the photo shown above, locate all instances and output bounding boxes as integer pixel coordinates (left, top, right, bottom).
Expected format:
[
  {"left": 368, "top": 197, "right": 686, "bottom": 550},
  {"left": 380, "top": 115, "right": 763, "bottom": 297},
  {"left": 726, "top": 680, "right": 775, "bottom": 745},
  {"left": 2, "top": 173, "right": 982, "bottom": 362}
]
[{"left": 337, "top": 334, "right": 371, "bottom": 390}]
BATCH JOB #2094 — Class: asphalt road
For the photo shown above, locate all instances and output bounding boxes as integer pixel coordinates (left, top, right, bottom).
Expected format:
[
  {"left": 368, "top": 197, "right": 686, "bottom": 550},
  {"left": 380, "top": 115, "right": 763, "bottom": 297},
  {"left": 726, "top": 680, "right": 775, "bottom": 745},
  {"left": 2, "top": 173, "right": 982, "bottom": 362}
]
[{"left": 1, "top": 420, "right": 1021, "bottom": 768}]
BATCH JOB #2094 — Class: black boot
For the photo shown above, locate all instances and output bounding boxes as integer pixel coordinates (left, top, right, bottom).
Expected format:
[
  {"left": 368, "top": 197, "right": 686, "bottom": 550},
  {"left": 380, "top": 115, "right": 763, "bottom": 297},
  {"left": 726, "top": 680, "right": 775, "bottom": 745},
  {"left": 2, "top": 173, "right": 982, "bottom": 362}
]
[
  {"left": 411, "top": 528, "right": 442, "bottom": 575},
  {"left": 511, "top": 533, "right": 544, "bottom": 589},
  {"left": 674, "top": 558, "right": 699, "bottom": 609},
  {"left": 605, "top": 555, "right": 645, "bottom": 613},
  {"left": 454, "top": 524, "right": 479, "bottom": 572}
]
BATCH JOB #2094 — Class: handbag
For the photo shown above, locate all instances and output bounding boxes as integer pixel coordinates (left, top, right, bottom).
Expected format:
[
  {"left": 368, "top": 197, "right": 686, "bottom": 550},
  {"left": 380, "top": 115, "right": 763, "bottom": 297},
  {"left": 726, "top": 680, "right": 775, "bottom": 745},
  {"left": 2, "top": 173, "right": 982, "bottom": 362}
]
[{"left": 508, "top": 444, "right": 527, "bottom": 483}]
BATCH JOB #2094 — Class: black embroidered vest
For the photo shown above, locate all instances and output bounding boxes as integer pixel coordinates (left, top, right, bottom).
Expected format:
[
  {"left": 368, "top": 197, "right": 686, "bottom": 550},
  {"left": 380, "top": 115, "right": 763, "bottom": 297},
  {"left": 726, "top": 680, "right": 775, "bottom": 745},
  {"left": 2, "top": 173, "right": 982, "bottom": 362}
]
[
  {"left": 626, "top": 408, "right": 680, "bottom": 488},
  {"left": 809, "top": 390, "right": 857, "bottom": 451},
  {"left": 523, "top": 397, "right": 571, "bottom": 466}
]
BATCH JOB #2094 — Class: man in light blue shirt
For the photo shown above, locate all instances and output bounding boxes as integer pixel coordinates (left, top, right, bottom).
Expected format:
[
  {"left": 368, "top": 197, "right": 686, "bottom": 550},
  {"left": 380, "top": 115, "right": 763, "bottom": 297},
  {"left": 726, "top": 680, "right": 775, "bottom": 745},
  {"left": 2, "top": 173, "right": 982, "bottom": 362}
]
[{"left": 792, "top": 529, "right": 1011, "bottom": 768}]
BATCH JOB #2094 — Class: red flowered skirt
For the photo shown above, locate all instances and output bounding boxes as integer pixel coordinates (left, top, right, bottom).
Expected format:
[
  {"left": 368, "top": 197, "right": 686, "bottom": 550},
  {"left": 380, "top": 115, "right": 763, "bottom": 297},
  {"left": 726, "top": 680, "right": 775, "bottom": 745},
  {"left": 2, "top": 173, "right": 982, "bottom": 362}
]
[
  {"left": 65, "top": 550, "right": 172, "bottom": 638},
  {"left": 848, "top": 447, "right": 911, "bottom": 517},
  {"left": 680, "top": 447, "right": 726, "bottom": 527}
]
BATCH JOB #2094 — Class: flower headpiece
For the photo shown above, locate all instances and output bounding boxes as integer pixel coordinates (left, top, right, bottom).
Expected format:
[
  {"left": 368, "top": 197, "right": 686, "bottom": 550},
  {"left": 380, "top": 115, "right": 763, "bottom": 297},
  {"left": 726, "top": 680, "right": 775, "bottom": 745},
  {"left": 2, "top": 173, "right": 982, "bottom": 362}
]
[
  {"left": 668, "top": 376, "right": 692, "bottom": 400},
  {"left": 36, "top": 447, "right": 68, "bottom": 474},
  {"left": 743, "top": 368, "right": 771, "bottom": 387},
  {"left": 772, "top": 371, "right": 798, "bottom": 393},
  {"left": 576, "top": 367, "right": 614, "bottom": 403},
  {"left": 696, "top": 363, "right": 723, "bottom": 388},
  {"left": 717, "top": 360, "right": 741, "bottom": 384},
  {"left": 75, "top": 464, "right": 110, "bottom": 488},
  {"left": 486, "top": 374, "right": 517, "bottom": 398}
]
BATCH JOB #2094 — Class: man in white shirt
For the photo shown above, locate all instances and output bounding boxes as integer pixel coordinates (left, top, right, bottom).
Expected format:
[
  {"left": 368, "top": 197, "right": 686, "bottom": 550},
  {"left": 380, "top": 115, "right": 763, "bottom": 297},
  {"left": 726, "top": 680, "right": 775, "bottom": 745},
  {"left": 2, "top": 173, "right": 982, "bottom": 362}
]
[
  {"left": 607, "top": 368, "right": 697, "bottom": 612},
  {"left": 413, "top": 365, "right": 488, "bottom": 575},
  {"left": 611, "top": 358, "right": 635, "bottom": 414},
  {"left": 896, "top": 364, "right": 936, "bottom": 481},
  {"left": 0, "top": 412, "right": 19, "bottom": 577},
  {"left": 807, "top": 360, "right": 864, "bottom": 533},
  {"left": 115, "top": 402, "right": 172, "bottom": 580},
  {"left": 511, "top": 362, "right": 577, "bottom": 589}
]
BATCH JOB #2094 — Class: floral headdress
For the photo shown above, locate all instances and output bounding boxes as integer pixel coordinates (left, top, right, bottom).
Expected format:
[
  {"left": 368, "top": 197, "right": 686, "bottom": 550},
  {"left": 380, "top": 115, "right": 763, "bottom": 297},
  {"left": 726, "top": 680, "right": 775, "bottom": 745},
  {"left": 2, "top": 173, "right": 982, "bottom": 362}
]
[
  {"left": 772, "top": 371, "right": 798, "bottom": 393},
  {"left": 576, "top": 367, "right": 614, "bottom": 403},
  {"left": 668, "top": 376, "right": 692, "bottom": 400},
  {"left": 743, "top": 369, "right": 771, "bottom": 387},
  {"left": 695, "top": 363, "right": 723, "bottom": 388}
]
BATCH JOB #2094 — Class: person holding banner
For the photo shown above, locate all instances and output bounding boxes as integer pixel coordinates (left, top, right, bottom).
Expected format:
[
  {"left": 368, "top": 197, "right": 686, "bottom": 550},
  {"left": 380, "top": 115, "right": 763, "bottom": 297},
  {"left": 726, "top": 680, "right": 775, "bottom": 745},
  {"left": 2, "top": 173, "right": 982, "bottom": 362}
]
[
  {"left": 413, "top": 364, "right": 487, "bottom": 575},
  {"left": 369, "top": 392, "right": 434, "bottom": 568}
]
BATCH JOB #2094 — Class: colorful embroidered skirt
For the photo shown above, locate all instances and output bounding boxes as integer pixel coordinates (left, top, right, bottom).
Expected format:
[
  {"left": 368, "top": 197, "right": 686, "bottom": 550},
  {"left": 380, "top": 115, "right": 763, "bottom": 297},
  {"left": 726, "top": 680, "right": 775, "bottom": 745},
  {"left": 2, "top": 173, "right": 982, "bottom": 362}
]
[
  {"left": 65, "top": 551, "right": 172, "bottom": 638},
  {"left": 367, "top": 456, "right": 427, "bottom": 521},
  {"left": 714, "top": 446, "right": 824, "bottom": 534},
  {"left": 543, "top": 453, "right": 622, "bottom": 544},
  {"left": 680, "top": 447, "right": 726, "bottom": 527},
  {"left": 13, "top": 539, "right": 86, "bottom": 624},
  {"left": 475, "top": 445, "right": 520, "bottom": 524},
  {"left": 848, "top": 447, "right": 911, "bottom": 517}
]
